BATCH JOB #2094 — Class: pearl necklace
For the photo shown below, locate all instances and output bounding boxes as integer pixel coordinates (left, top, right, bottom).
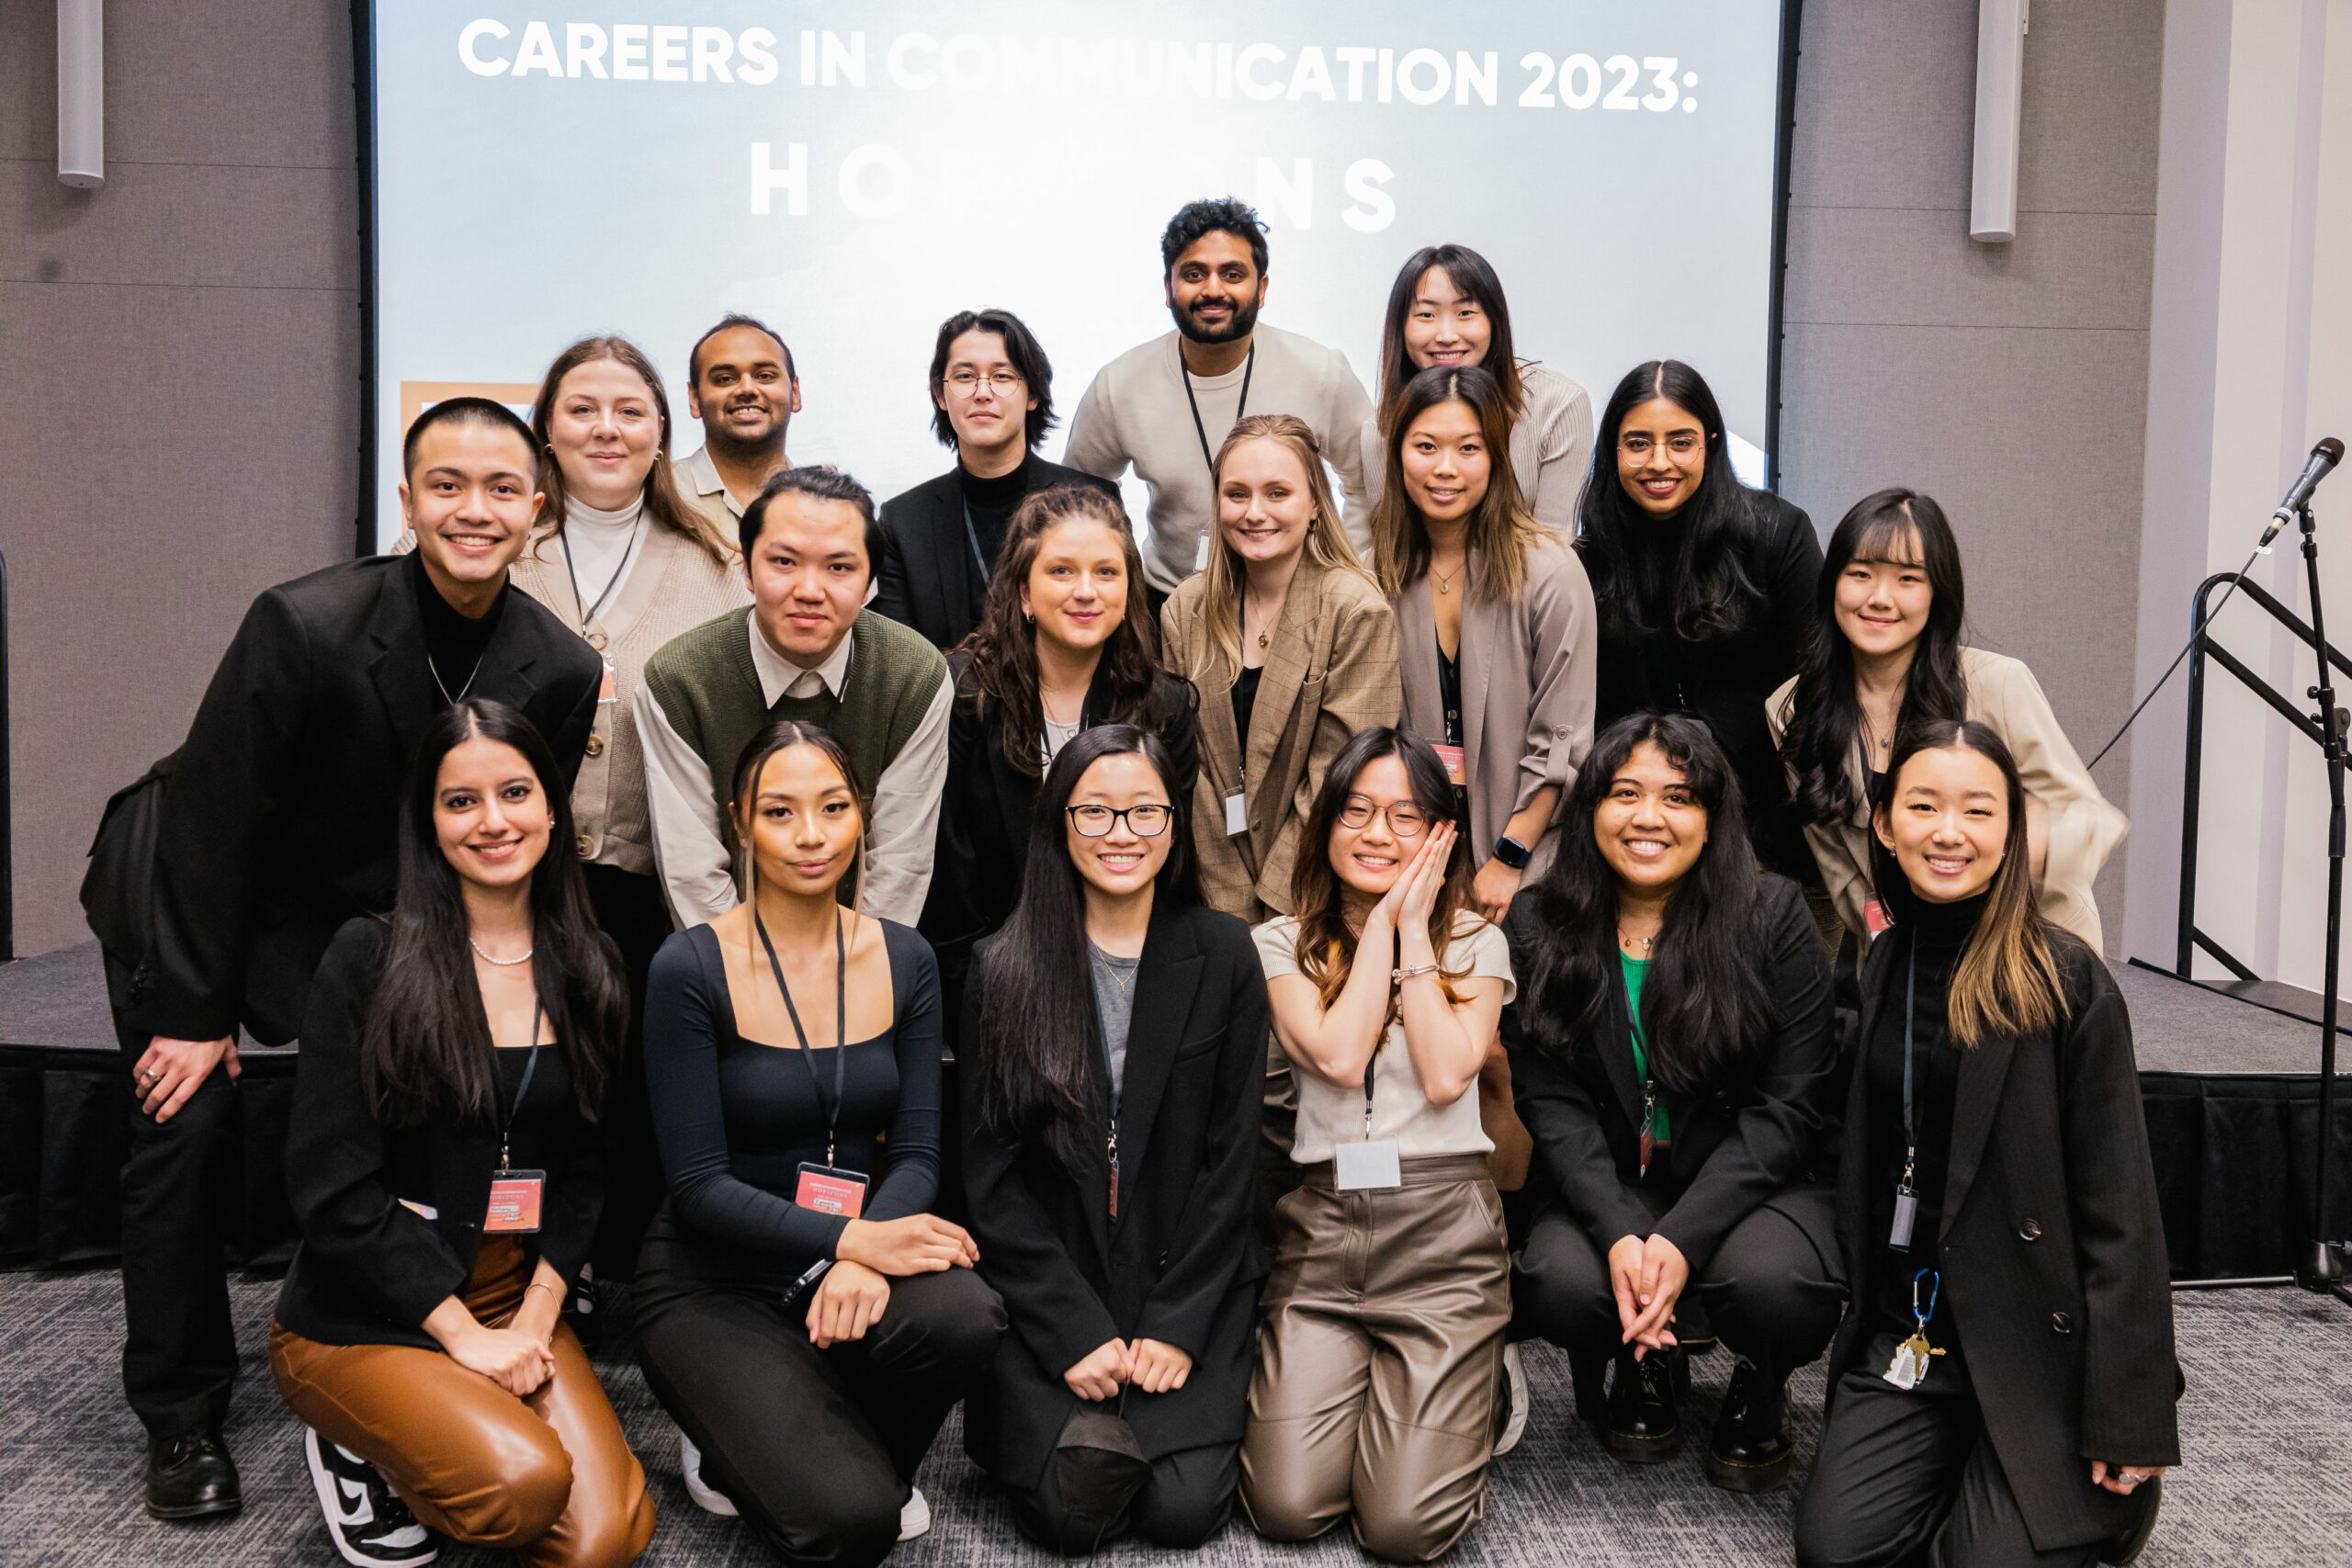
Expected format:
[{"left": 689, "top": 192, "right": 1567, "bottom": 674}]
[{"left": 470, "top": 938, "right": 535, "bottom": 966}]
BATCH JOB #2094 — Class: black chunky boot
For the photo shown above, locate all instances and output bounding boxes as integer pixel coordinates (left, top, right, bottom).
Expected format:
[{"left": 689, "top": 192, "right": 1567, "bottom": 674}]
[
  {"left": 1601, "top": 1347, "right": 1681, "bottom": 1462},
  {"left": 1703, "top": 1359, "right": 1797, "bottom": 1493}
]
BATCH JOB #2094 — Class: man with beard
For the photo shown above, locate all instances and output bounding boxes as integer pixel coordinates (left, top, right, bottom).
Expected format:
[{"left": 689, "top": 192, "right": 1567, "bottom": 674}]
[
  {"left": 676, "top": 312, "right": 800, "bottom": 533},
  {"left": 1066, "top": 197, "right": 1374, "bottom": 610}
]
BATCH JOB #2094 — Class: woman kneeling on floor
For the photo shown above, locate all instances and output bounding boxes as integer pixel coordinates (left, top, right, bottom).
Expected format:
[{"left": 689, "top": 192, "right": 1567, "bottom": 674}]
[
  {"left": 271, "top": 698, "right": 654, "bottom": 1568},
  {"left": 961, "top": 725, "right": 1270, "bottom": 1551},
  {"left": 1504, "top": 712, "right": 1844, "bottom": 1492},
  {"left": 1240, "top": 727, "right": 1515, "bottom": 1563}
]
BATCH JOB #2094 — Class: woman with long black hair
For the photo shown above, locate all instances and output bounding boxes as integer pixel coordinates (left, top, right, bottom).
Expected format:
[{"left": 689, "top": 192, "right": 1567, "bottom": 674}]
[
  {"left": 1506, "top": 713, "right": 1842, "bottom": 1494},
  {"left": 1794, "top": 720, "right": 2177, "bottom": 1567},
  {"left": 1769, "top": 488, "right": 2124, "bottom": 953},
  {"left": 269, "top": 698, "right": 653, "bottom": 1568},
  {"left": 634, "top": 717, "right": 1002, "bottom": 1566},
  {"left": 1578, "top": 359, "right": 1821, "bottom": 885},
  {"left": 961, "top": 725, "right": 1269, "bottom": 1551}
]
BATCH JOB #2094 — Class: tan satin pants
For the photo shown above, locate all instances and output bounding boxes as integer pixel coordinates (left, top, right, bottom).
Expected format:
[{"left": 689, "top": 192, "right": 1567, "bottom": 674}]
[
  {"left": 1240, "top": 1153, "right": 1510, "bottom": 1563},
  {"left": 271, "top": 1237, "right": 655, "bottom": 1568}
]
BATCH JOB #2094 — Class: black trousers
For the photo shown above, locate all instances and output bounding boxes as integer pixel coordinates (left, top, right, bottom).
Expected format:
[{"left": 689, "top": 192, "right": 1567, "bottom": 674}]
[
  {"left": 1795, "top": 1329, "right": 2101, "bottom": 1568},
  {"left": 106, "top": 951, "right": 243, "bottom": 1440},
  {"left": 634, "top": 1229, "right": 1005, "bottom": 1568},
  {"left": 582, "top": 864, "right": 672, "bottom": 1282},
  {"left": 1512, "top": 1187, "right": 1844, "bottom": 1388},
  {"left": 1009, "top": 1416, "right": 1240, "bottom": 1553}
]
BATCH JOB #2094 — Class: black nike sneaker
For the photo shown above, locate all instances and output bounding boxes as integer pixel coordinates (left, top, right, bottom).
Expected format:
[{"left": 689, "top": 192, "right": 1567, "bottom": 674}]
[{"left": 301, "top": 1427, "right": 439, "bottom": 1567}]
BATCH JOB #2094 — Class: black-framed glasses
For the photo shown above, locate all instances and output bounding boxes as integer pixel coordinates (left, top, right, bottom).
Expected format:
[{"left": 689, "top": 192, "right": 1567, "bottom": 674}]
[
  {"left": 1337, "top": 796, "right": 1430, "bottom": 837},
  {"left": 1067, "top": 803, "right": 1172, "bottom": 838}
]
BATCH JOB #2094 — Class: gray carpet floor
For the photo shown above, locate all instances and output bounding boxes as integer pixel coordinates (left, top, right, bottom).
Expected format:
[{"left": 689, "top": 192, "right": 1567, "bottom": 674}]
[{"left": 2, "top": 1269, "right": 2345, "bottom": 1566}]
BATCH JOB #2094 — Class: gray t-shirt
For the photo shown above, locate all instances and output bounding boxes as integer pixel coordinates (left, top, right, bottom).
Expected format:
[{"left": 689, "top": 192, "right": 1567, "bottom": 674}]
[{"left": 1087, "top": 940, "right": 1141, "bottom": 1100}]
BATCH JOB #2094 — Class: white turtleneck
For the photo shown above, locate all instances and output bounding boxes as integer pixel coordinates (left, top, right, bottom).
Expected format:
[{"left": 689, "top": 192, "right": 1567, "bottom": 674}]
[{"left": 558, "top": 493, "right": 647, "bottom": 620}]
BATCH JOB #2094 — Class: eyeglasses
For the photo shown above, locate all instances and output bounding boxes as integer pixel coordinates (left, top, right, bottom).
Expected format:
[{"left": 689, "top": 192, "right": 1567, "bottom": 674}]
[
  {"left": 1337, "top": 796, "right": 1430, "bottom": 837},
  {"left": 945, "top": 370, "right": 1024, "bottom": 396},
  {"left": 1067, "top": 803, "right": 1172, "bottom": 838},
  {"left": 1618, "top": 433, "right": 1704, "bottom": 459}
]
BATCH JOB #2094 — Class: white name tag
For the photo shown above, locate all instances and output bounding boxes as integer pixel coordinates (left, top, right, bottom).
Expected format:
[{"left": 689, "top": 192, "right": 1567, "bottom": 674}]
[
  {"left": 1334, "top": 1139, "right": 1403, "bottom": 1191},
  {"left": 1224, "top": 791, "right": 1249, "bottom": 837},
  {"left": 1195, "top": 533, "right": 1212, "bottom": 572}
]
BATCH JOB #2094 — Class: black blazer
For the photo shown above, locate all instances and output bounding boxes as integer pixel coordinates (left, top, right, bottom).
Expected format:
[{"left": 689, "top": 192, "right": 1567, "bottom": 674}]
[
  {"left": 273, "top": 919, "right": 603, "bottom": 1348},
  {"left": 959, "top": 902, "right": 1270, "bottom": 1489},
  {"left": 1827, "top": 929, "right": 2180, "bottom": 1551},
  {"left": 1590, "top": 491, "right": 1822, "bottom": 881},
  {"left": 919, "top": 657, "right": 1199, "bottom": 1047},
  {"left": 873, "top": 460, "right": 1120, "bottom": 650},
  {"left": 1504, "top": 874, "right": 1840, "bottom": 1269},
  {"left": 113, "top": 557, "right": 601, "bottom": 1045}
]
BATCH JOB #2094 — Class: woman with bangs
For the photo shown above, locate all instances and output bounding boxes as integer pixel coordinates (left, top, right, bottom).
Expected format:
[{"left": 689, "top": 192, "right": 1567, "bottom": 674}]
[
  {"left": 1504, "top": 713, "right": 1841, "bottom": 1495},
  {"left": 1794, "top": 720, "right": 2176, "bottom": 1568},
  {"left": 1240, "top": 728, "right": 1517, "bottom": 1564},
  {"left": 1769, "top": 487, "right": 2124, "bottom": 953}
]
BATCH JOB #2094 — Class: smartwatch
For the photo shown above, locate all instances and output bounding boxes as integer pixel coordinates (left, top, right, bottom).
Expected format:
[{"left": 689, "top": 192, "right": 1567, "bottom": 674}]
[{"left": 1493, "top": 835, "right": 1532, "bottom": 870}]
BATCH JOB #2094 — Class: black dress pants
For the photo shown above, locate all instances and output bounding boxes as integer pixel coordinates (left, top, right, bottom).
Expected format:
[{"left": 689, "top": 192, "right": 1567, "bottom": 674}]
[
  {"left": 582, "top": 864, "right": 672, "bottom": 1282},
  {"left": 1795, "top": 1330, "right": 2101, "bottom": 1568},
  {"left": 1009, "top": 1413, "right": 1240, "bottom": 1552},
  {"left": 635, "top": 1228, "right": 1005, "bottom": 1568},
  {"left": 106, "top": 951, "right": 243, "bottom": 1440},
  {"left": 1512, "top": 1186, "right": 1845, "bottom": 1388}
]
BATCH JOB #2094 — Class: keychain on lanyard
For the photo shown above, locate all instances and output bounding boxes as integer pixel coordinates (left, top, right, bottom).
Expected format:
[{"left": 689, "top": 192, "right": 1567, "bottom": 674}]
[
  {"left": 483, "top": 1002, "right": 548, "bottom": 1235},
  {"left": 756, "top": 908, "right": 872, "bottom": 1219},
  {"left": 1883, "top": 1268, "right": 1948, "bottom": 1389}
]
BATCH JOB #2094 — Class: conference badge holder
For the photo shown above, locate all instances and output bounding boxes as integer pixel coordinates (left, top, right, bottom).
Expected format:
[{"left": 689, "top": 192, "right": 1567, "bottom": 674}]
[
  {"left": 1883, "top": 1269, "right": 1946, "bottom": 1390},
  {"left": 1334, "top": 1049, "right": 1402, "bottom": 1191},
  {"left": 485, "top": 1012, "right": 546, "bottom": 1235},
  {"left": 1432, "top": 744, "right": 1468, "bottom": 788}
]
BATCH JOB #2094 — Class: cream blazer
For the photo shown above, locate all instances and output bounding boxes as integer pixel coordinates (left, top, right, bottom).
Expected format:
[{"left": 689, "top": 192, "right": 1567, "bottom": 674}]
[
  {"left": 1159, "top": 557, "right": 1402, "bottom": 923},
  {"left": 1766, "top": 646, "right": 2126, "bottom": 950}
]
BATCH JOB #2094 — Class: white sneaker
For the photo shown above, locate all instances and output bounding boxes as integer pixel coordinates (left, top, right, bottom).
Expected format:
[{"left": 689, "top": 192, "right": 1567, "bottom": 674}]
[
  {"left": 898, "top": 1486, "right": 932, "bottom": 1542},
  {"left": 1493, "top": 1343, "right": 1531, "bottom": 1457},
  {"left": 679, "top": 1433, "right": 739, "bottom": 1517}
]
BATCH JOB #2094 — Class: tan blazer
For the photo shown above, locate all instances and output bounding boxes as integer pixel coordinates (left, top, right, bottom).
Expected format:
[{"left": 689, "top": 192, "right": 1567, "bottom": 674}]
[
  {"left": 1395, "top": 536, "right": 1599, "bottom": 880},
  {"left": 1160, "top": 558, "right": 1402, "bottom": 922},
  {"left": 1766, "top": 645, "right": 2126, "bottom": 950}
]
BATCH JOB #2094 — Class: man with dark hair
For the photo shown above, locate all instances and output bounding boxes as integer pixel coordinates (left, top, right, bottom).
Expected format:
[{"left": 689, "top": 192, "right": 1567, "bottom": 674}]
[
  {"left": 637, "top": 466, "right": 951, "bottom": 928},
  {"left": 871, "top": 307, "right": 1117, "bottom": 649},
  {"left": 85, "top": 396, "right": 602, "bottom": 1531},
  {"left": 1065, "top": 197, "right": 1374, "bottom": 602},
  {"left": 677, "top": 311, "right": 800, "bottom": 531}
]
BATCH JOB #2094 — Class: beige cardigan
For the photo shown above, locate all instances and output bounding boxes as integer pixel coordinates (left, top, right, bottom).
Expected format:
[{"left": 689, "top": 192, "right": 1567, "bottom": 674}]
[
  {"left": 1159, "top": 557, "right": 1402, "bottom": 923},
  {"left": 1765, "top": 646, "right": 2126, "bottom": 950},
  {"left": 1395, "top": 535, "right": 1598, "bottom": 880}
]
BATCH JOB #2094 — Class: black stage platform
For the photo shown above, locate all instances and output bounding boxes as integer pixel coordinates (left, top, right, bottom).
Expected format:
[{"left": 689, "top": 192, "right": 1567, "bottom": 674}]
[{"left": 2, "top": 942, "right": 2346, "bottom": 1277}]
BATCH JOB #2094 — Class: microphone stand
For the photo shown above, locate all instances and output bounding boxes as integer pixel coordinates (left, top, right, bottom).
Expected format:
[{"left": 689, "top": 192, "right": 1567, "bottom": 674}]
[{"left": 2291, "top": 499, "right": 2352, "bottom": 1303}]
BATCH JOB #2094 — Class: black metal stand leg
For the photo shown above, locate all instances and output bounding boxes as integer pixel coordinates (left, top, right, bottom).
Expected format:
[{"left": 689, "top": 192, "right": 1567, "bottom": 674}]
[{"left": 2294, "top": 502, "right": 2349, "bottom": 1296}]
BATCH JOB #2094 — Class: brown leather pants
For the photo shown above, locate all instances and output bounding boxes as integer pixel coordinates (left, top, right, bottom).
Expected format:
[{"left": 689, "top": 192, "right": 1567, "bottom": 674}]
[
  {"left": 271, "top": 1238, "right": 654, "bottom": 1568},
  {"left": 1239, "top": 1154, "right": 1510, "bottom": 1563}
]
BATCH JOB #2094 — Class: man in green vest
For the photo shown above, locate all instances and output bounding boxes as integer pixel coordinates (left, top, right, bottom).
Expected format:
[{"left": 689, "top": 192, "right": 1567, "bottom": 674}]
[{"left": 637, "top": 466, "right": 951, "bottom": 928}]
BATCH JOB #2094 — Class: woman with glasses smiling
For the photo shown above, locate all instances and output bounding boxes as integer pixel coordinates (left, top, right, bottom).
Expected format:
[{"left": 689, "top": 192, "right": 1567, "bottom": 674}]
[
  {"left": 875, "top": 309, "right": 1121, "bottom": 651},
  {"left": 961, "top": 726, "right": 1269, "bottom": 1551},
  {"left": 1240, "top": 728, "right": 1517, "bottom": 1563}
]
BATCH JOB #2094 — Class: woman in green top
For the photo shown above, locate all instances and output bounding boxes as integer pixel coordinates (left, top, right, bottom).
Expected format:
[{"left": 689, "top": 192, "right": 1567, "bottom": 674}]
[{"left": 1502, "top": 713, "right": 1842, "bottom": 1493}]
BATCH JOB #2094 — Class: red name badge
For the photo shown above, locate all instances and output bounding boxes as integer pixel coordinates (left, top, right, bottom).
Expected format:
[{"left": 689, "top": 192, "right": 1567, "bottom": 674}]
[
  {"left": 484, "top": 1170, "right": 546, "bottom": 1234},
  {"left": 1432, "top": 743, "right": 1468, "bottom": 787},
  {"left": 795, "top": 1163, "right": 870, "bottom": 1219},
  {"left": 1863, "top": 898, "right": 1894, "bottom": 939}
]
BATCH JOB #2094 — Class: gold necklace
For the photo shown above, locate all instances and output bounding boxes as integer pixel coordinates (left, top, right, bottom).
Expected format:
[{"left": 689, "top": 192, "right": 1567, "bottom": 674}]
[
  {"left": 1432, "top": 559, "right": 1464, "bottom": 596},
  {"left": 1618, "top": 928, "right": 1656, "bottom": 956}
]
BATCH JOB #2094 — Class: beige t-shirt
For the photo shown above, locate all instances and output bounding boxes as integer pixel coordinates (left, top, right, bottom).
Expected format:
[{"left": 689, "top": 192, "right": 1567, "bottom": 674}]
[{"left": 1252, "top": 913, "right": 1515, "bottom": 1165}]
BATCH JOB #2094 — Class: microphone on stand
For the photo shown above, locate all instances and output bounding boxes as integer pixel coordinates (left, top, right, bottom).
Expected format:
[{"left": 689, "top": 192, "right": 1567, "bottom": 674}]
[{"left": 2260, "top": 436, "right": 2346, "bottom": 549}]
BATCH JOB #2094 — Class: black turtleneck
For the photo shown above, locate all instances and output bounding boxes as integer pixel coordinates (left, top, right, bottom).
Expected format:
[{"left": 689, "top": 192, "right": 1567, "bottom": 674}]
[
  {"left": 407, "top": 548, "right": 508, "bottom": 703},
  {"left": 957, "top": 453, "right": 1033, "bottom": 606},
  {"left": 1863, "top": 886, "right": 1988, "bottom": 1331}
]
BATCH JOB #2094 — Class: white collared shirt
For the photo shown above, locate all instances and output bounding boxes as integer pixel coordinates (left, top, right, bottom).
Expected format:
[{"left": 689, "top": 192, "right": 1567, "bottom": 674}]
[{"left": 635, "top": 610, "right": 952, "bottom": 930}]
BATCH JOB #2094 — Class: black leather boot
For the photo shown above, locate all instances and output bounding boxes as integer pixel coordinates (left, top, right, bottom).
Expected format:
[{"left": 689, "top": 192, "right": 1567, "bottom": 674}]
[
  {"left": 1602, "top": 1347, "right": 1681, "bottom": 1462},
  {"left": 1704, "top": 1359, "right": 1797, "bottom": 1493},
  {"left": 144, "top": 1429, "right": 243, "bottom": 1521}
]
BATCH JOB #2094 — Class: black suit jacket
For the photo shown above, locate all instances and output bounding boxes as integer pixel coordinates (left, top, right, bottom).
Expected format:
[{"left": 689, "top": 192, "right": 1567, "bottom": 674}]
[
  {"left": 1827, "top": 929, "right": 2180, "bottom": 1551},
  {"left": 115, "top": 557, "right": 601, "bottom": 1045},
  {"left": 959, "top": 902, "right": 1269, "bottom": 1488},
  {"left": 274, "top": 919, "right": 604, "bottom": 1348},
  {"left": 1504, "top": 874, "right": 1841, "bottom": 1269},
  {"left": 873, "top": 460, "right": 1120, "bottom": 650},
  {"left": 920, "top": 658, "right": 1198, "bottom": 1049}
]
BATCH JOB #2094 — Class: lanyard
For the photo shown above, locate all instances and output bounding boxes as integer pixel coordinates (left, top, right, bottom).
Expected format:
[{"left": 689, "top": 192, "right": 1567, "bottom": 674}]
[
  {"left": 560, "top": 514, "right": 645, "bottom": 629},
  {"left": 1900, "top": 946, "right": 1920, "bottom": 1197},
  {"left": 1089, "top": 943, "right": 1129, "bottom": 1216},
  {"left": 754, "top": 908, "right": 849, "bottom": 1167},
  {"left": 1181, "top": 342, "right": 1255, "bottom": 481},
  {"left": 958, "top": 498, "right": 991, "bottom": 584},
  {"left": 496, "top": 1002, "right": 545, "bottom": 1177},
  {"left": 1361, "top": 1043, "right": 1378, "bottom": 1139}
]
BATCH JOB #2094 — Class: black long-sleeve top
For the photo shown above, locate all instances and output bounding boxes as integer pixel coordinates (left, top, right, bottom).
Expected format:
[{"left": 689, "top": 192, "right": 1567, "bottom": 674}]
[{"left": 642, "top": 918, "right": 944, "bottom": 1271}]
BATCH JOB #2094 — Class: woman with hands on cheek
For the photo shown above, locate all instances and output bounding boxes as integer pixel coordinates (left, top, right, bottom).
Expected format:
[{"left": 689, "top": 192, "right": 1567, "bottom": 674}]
[
  {"left": 961, "top": 726, "right": 1268, "bottom": 1551},
  {"left": 1505, "top": 714, "right": 1842, "bottom": 1495},
  {"left": 1239, "top": 728, "right": 1516, "bottom": 1564},
  {"left": 269, "top": 699, "right": 653, "bottom": 1568},
  {"left": 632, "top": 718, "right": 1002, "bottom": 1566}
]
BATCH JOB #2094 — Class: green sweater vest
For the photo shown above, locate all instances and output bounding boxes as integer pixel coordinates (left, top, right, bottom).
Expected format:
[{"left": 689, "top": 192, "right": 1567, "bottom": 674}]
[{"left": 641, "top": 608, "right": 947, "bottom": 892}]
